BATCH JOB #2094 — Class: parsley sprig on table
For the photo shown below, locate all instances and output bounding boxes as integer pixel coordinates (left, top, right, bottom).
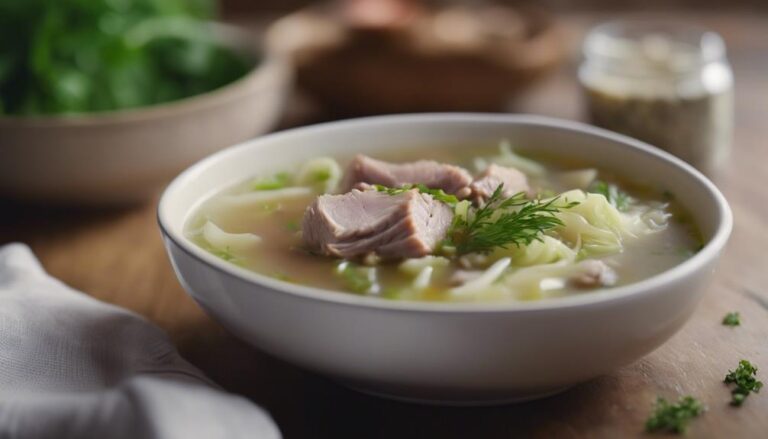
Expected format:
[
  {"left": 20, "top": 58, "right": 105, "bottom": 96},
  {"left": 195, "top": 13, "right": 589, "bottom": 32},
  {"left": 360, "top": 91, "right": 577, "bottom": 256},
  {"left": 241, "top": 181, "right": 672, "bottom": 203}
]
[
  {"left": 724, "top": 360, "right": 763, "bottom": 406},
  {"left": 446, "top": 185, "right": 577, "bottom": 255},
  {"left": 645, "top": 396, "right": 704, "bottom": 434},
  {"left": 721, "top": 312, "right": 741, "bottom": 327}
]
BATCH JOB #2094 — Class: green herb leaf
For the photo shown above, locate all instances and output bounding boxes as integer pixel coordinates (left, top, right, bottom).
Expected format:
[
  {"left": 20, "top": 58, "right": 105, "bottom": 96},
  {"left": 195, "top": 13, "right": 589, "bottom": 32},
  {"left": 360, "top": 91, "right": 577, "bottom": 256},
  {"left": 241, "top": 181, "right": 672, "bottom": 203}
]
[
  {"left": 211, "top": 246, "right": 235, "bottom": 262},
  {"left": 284, "top": 220, "right": 300, "bottom": 232},
  {"left": 724, "top": 360, "right": 763, "bottom": 406},
  {"left": 589, "top": 180, "right": 631, "bottom": 212},
  {"left": 252, "top": 172, "right": 292, "bottom": 191},
  {"left": 445, "top": 185, "right": 577, "bottom": 255},
  {"left": 311, "top": 168, "right": 332, "bottom": 182},
  {"left": 336, "top": 261, "right": 375, "bottom": 294},
  {"left": 722, "top": 312, "right": 741, "bottom": 327},
  {"left": 373, "top": 184, "right": 459, "bottom": 205},
  {"left": 0, "top": 0, "right": 251, "bottom": 115},
  {"left": 645, "top": 396, "right": 704, "bottom": 434}
]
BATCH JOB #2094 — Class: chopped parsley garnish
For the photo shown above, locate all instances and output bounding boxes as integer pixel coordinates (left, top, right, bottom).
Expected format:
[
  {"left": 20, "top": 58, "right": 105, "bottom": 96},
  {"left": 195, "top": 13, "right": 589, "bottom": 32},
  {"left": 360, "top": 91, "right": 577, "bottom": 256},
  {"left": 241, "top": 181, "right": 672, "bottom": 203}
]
[
  {"left": 446, "top": 185, "right": 577, "bottom": 255},
  {"left": 252, "top": 172, "right": 292, "bottom": 191},
  {"left": 722, "top": 312, "right": 741, "bottom": 327},
  {"left": 724, "top": 360, "right": 763, "bottom": 406},
  {"left": 590, "top": 180, "right": 631, "bottom": 212},
  {"left": 211, "top": 246, "right": 237, "bottom": 263},
  {"left": 373, "top": 184, "right": 459, "bottom": 205},
  {"left": 645, "top": 396, "right": 704, "bottom": 434},
  {"left": 284, "top": 220, "right": 300, "bottom": 232}
]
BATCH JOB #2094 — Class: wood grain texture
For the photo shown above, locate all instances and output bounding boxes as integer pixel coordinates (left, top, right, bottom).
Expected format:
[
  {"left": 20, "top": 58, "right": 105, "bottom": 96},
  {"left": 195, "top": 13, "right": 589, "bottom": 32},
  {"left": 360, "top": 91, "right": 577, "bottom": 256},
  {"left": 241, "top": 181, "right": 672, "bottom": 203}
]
[{"left": 1, "top": 12, "right": 766, "bottom": 439}]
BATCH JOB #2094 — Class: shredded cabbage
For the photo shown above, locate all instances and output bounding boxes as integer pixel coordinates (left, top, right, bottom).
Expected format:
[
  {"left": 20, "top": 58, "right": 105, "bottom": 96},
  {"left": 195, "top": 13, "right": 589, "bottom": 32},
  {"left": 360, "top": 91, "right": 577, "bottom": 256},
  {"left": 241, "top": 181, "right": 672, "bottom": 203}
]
[
  {"left": 499, "top": 260, "right": 614, "bottom": 300},
  {"left": 549, "top": 190, "right": 670, "bottom": 256},
  {"left": 202, "top": 221, "right": 261, "bottom": 253},
  {"left": 485, "top": 140, "right": 547, "bottom": 176},
  {"left": 399, "top": 256, "right": 450, "bottom": 276},
  {"left": 453, "top": 199, "right": 471, "bottom": 222},
  {"left": 336, "top": 261, "right": 380, "bottom": 294},
  {"left": 412, "top": 266, "right": 434, "bottom": 291},
  {"left": 396, "top": 256, "right": 450, "bottom": 295},
  {"left": 560, "top": 190, "right": 625, "bottom": 232},
  {"left": 296, "top": 157, "right": 342, "bottom": 194},
  {"left": 556, "top": 211, "right": 623, "bottom": 255},
  {"left": 220, "top": 187, "right": 313, "bottom": 208},
  {"left": 456, "top": 260, "right": 615, "bottom": 301},
  {"left": 553, "top": 190, "right": 625, "bottom": 255},
  {"left": 640, "top": 206, "right": 672, "bottom": 232},
  {"left": 554, "top": 168, "right": 598, "bottom": 190},
  {"left": 489, "top": 235, "right": 577, "bottom": 267},
  {"left": 450, "top": 257, "right": 511, "bottom": 296}
]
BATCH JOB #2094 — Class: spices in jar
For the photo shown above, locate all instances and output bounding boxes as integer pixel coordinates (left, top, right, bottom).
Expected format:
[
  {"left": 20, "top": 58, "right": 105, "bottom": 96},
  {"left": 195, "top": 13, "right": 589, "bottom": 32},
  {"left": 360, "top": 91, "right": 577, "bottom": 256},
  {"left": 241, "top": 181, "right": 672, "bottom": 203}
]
[{"left": 580, "top": 21, "right": 733, "bottom": 177}]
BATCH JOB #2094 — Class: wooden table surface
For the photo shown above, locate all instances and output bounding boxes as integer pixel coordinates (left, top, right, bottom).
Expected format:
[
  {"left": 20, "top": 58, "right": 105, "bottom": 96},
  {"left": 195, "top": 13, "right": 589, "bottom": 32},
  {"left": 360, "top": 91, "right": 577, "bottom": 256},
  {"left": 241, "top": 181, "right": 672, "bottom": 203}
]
[{"left": 2, "top": 13, "right": 767, "bottom": 439}]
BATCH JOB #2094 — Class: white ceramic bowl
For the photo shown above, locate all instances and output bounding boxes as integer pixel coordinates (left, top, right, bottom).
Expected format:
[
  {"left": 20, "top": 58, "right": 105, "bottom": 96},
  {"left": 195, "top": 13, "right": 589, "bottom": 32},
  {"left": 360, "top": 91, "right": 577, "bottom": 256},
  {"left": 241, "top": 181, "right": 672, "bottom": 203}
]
[
  {"left": 0, "top": 24, "right": 291, "bottom": 205},
  {"left": 159, "top": 114, "right": 732, "bottom": 405}
]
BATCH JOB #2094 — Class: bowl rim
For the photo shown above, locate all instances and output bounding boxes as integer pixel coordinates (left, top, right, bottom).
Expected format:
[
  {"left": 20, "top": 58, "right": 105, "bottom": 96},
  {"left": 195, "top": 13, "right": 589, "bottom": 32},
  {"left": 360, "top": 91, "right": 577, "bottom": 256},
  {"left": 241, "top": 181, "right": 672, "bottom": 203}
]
[
  {"left": 158, "top": 113, "right": 733, "bottom": 313},
  {"left": 0, "top": 22, "right": 287, "bottom": 127}
]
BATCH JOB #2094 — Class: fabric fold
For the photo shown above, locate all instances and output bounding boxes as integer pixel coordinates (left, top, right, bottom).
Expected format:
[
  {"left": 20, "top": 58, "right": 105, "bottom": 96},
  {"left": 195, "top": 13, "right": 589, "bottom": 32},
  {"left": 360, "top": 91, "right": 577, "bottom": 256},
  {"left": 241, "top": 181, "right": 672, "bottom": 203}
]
[{"left": 0, "top": 243, "right": 280, "bottom": 439}]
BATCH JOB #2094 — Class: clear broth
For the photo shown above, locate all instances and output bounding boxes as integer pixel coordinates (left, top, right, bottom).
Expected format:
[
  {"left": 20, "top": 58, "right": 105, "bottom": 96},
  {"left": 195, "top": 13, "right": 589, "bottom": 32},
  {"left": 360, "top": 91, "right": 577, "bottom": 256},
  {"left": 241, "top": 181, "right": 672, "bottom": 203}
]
[{"left": 186, "top": 145, "right": 702, "bottom": 302}]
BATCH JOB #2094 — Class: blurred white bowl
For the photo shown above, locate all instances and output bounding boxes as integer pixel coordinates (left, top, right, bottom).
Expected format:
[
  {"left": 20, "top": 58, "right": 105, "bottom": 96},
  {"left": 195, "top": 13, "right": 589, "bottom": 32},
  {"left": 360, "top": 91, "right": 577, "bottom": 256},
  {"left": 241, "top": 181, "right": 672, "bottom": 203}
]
[
  {"left": 0, "top": 24, "right": 291, "bottom": 205},
  {"left": 159, "top": 114, "right": 731, "bottom": 405}
]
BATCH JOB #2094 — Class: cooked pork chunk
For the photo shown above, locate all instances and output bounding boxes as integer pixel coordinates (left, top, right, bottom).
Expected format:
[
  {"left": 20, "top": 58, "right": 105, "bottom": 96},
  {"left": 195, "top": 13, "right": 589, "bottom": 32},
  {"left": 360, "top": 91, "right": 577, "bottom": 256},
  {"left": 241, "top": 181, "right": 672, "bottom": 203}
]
[
  {"left": 569, "top": 260, "right": 617, "bottom": 288},
  {"left": 302, "top": 189, "right": 453, "bottom": 260},
  {"left": 341, "top": 155, "right": 473, "bottom": 196},
  {"left": 470, "top": 164, "right": 530, "bottom": 203}
]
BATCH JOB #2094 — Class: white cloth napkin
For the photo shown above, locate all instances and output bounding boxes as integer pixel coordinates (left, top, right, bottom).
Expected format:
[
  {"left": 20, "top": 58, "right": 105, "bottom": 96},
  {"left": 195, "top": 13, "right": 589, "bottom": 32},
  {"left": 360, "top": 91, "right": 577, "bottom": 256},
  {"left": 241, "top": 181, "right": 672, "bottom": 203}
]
[{"left": 0, "top": 243, "right": 280, "bottom": 439}]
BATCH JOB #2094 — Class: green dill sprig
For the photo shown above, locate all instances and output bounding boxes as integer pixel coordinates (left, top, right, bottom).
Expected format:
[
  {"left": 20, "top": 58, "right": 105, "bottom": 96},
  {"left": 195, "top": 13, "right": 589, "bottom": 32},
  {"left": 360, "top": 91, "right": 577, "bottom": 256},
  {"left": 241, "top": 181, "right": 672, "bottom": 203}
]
[
  {"left": 722, "top": 312, "right": 741, "bottom": 327},
  {"left": 724, "top": 360, "right": 763, "bottom": 406},
  {"left": 373, "top": 184, "right": 459, "bottom": 205},
  {"left": 446, "top": 185, "right": 578, "bottom": 255},
  {"left": 645, "top": 395, "right": 704, "bottom": 434},
  {"left": 590, "top": 180, "right": 631, "bottom": 212}
]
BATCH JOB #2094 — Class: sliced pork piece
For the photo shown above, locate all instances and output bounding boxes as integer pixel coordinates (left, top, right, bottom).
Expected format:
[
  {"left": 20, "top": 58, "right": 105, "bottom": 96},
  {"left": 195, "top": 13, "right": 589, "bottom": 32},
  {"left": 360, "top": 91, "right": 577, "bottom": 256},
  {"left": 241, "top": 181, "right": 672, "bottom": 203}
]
[
  {"left": 341, "top": 155, "right": 473, "bottom": 196},
  {"left": 302, "top": 189, "right": 453, "bottom": 260},
  {"left": 470, "top": 164, "right": 530, "bottom": 203}
]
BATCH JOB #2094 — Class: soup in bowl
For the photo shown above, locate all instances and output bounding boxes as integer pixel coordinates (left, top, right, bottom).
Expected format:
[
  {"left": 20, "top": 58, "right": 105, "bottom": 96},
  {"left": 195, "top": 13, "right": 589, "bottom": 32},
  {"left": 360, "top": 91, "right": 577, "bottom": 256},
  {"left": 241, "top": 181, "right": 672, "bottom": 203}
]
[{"left": 159, "top": 114, "right": 731, "bottom": 404}]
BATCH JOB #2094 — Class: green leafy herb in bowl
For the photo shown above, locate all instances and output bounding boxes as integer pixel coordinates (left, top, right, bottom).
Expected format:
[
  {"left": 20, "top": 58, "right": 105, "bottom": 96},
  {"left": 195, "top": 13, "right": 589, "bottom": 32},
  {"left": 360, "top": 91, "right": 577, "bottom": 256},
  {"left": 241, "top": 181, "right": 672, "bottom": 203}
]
[
  {"left": 0, "top": 0, "right": 290, "bottom": 204},
  {"left": 0, "top": 0, "right": 252, "bottom": 115}
]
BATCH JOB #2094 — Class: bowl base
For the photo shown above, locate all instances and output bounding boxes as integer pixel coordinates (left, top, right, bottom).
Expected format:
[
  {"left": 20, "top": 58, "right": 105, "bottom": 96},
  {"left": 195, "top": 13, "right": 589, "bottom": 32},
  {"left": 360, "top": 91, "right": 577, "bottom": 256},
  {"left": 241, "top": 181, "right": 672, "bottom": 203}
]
[{"left": 338, "top": 381, "right": 574, "bottom": 406}]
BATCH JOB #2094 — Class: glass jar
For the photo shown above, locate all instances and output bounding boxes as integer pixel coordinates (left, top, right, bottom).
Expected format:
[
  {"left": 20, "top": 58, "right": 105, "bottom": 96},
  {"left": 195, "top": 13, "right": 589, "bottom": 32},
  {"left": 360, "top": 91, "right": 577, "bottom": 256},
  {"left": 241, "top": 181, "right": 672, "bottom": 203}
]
[{"left": 579, "top": 20, "right": 733, "bottom": 177}]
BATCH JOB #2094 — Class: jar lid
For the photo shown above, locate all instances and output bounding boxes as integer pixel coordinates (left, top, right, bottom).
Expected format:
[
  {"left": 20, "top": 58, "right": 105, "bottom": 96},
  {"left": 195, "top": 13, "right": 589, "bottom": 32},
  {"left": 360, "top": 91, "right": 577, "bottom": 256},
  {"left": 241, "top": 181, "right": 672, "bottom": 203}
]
[{"left": 583, "top": 19, "right": 726, "bottom": 77}]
